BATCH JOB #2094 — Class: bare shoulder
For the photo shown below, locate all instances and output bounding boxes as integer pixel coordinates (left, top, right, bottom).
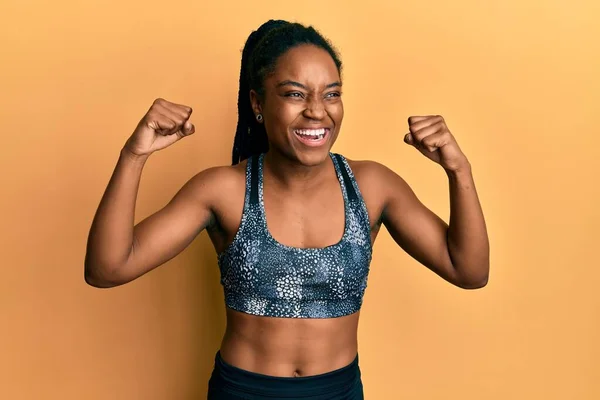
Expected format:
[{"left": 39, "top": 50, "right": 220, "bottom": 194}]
[
  {"left": 343, "top": 157, "right": 413, "bottom": 225},
  {"left": 344, "top": 157, "right": 422, "bottom": 230},
  {"left": 187, "top": 161, "right": 246, "bottom": 190},
  {"left": 183, "top": 160, "right": 247, "bottom": 203},
  {"left": 346, "top": 158, "right": 391, "bottom": 179},
  {"left": 345, "top": 157, "right": 411, "bottom": 197}
]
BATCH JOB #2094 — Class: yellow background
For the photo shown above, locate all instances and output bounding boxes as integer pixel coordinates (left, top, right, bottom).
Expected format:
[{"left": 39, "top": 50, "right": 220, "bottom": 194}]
[{"left": 1, "top": 0, "right": 598, "bottom": 398}]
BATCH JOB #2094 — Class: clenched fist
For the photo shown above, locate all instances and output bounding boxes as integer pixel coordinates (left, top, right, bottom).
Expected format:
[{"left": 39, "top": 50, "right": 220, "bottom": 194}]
[
  {"left": 124, "top": 98, "right": 195, "bottom": 156},
  {"left": 404, "top": 115, "right": 469, "bottom": 172}
]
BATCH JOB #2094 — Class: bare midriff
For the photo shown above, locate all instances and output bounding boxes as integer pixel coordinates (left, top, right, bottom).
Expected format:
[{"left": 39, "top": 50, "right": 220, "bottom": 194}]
[{"left": 218, "top": 308, "right": 361, "bottom": 377}]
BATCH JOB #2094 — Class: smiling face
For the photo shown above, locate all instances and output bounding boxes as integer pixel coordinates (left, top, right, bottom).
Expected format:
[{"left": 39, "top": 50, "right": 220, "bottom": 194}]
[{"left": 250, "top": 44, "right": 344, "bottom": 166}]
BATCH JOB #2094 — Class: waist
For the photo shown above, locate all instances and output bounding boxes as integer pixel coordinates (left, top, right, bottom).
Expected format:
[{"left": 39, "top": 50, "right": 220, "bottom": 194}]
[
  {"left": 209, "top": 350, "right": 361, "bottom": 398},
  {"left": 219, "top": 307, "right": 359, "bottom": 377}
]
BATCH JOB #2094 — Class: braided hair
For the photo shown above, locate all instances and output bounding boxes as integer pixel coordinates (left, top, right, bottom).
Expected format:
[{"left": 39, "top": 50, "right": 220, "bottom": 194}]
[{"left": 231, "top": 20, "right": 343, "bottom": 165}]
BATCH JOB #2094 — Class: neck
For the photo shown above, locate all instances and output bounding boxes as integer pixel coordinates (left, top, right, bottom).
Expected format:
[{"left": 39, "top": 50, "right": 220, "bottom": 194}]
[{"left": 262, "top": 149, "right": 332, "bottom": 191}]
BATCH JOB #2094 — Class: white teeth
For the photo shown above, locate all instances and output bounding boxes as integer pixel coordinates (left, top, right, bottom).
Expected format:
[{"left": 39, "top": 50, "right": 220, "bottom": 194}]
[{"left": 295, "top": 128, "right": 326, "bottom": 137}]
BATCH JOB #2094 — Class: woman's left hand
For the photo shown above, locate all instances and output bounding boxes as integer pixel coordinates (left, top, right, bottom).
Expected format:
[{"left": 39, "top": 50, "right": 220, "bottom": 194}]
[{"left": 404, "top": 115, "right": 470, "bottom": 172}]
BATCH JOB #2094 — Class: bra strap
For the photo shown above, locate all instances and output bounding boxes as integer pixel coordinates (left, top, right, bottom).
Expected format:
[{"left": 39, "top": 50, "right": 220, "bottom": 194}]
[
  {"left": 249, "top": 155, "right": 260, "bottom": 205},
  {"left": 332, "top": 153, "right": 358, "bottom": 202}
]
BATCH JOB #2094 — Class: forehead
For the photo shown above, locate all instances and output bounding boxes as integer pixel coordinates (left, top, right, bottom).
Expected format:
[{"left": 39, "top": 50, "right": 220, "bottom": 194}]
[{"left": 269, "top": 44, "right": 340, "bottom": 86}]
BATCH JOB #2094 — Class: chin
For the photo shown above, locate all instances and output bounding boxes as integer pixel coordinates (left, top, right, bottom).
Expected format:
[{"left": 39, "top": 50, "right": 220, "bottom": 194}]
[{"left": 293, "top": 149, "right": 332, "bottom": 167}]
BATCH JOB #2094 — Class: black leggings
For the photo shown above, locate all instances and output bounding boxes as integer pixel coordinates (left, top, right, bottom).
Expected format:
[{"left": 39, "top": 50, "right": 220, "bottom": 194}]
[{"left": 207, "top": 351, "right": 364, "bottom": 399}]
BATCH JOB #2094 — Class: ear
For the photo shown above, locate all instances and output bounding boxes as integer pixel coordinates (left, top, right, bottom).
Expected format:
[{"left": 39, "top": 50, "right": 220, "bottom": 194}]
[{"left": 249, "top": 90, "right": 263, "bottom": 119}]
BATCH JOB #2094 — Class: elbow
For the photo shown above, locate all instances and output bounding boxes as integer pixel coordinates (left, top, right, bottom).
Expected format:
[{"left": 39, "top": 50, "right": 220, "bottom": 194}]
[
  {"left": 84, "top": 259, "right": 125, "bottom": 289},
  {"left": 84, "top": 246, "right": 135, "bottom": 288},
  {"left": 458, "top": 275, "right": 488, "bottom": 289},
  {"left": 84, "top": 269, "right": 111, "bottom": 288},
  {"left": 454, "top": 268, "right": 489, "bottom": 290}
]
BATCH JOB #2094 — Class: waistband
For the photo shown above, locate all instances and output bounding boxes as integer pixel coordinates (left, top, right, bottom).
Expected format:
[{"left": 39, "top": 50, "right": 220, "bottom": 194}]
[{"left": 209, "top": 351, "right": 361, "bottom": 398}]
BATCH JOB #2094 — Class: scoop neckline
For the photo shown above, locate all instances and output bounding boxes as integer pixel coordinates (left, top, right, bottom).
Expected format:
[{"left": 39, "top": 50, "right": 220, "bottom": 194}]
[{"left": 257, "top": 152, "right": 350, "bottom": 253}]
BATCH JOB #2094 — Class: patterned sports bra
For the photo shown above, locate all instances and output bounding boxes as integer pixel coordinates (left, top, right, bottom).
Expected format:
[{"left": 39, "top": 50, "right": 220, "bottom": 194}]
[{"left": 217, "top": 153, "right": 372, "bottom": 318}]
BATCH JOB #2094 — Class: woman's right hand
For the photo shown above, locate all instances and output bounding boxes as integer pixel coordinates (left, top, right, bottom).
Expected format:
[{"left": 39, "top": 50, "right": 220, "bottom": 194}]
[{"left": 124, "top": 98, "right": 195, "bottom": 156}]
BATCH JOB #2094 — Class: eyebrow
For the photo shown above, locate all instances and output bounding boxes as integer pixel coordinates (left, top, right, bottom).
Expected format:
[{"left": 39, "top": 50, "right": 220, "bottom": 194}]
[{"left": 276, "top": 80, "right": 342, "bottom": 90}]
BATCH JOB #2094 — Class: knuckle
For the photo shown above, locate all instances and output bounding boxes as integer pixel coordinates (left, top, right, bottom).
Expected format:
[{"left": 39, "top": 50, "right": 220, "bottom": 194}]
[{"left": 160, "top": 119, "right": 175, "bottom": 130}]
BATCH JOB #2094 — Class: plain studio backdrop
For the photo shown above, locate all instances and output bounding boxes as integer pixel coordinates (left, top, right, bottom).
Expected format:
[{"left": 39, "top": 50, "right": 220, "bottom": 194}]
[{"left": 1, "top": 0, "right": 598, "bottom": 399}]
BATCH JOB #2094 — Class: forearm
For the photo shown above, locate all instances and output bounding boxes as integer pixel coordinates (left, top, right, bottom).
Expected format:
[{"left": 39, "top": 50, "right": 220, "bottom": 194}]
[
  {"left": 85, "top": 147, "right": 149, "bottom": 281},
  {"left": 446, "top": 163, "right": 490, "bottom": 288}
]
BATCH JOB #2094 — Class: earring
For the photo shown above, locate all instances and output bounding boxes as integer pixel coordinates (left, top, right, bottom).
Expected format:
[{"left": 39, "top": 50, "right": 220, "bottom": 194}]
[{"left": 256, "top": 114, "right": 263, "bottom": 122}]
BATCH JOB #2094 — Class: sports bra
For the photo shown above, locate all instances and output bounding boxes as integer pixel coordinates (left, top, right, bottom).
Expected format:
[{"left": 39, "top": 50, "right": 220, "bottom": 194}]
[{"left": 217, "top": 153, "right": 372, "bottom": 318}]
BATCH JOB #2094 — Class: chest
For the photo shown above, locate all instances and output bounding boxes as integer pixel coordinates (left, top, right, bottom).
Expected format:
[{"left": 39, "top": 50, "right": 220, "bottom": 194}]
[
  {"left": 262, "top": 182, "right": 346, "bottom": 249},
  {"left": 210, "top": 161, "right": 384, "bottom": 255}
]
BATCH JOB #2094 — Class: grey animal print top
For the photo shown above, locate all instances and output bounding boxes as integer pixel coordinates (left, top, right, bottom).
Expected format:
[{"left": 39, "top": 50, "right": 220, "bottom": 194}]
[{"left": 217, "top": 153, "right": 372, "bottom": 318}]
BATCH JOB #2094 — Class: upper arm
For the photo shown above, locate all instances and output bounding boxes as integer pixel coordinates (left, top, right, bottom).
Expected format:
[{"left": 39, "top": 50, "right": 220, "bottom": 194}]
[
  {"left": 114, "top": 167, "right": 225, "bottom": 285},
  {"left": 366, "top": 162, "right": 460, "bottom": 285}
]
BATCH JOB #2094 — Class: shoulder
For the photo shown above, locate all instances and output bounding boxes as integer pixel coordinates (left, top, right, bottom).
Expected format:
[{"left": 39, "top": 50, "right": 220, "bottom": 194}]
[
  {"left": 338, "top": 156, "right": 416, "bottom": 223},
  {"left": 343, "top": 156, "right": 412, "bottom": 197},
  {"left": 344, "top": 157, "right": 392, "bottom": 179},
  {"left": 180, "top": 160, "right": 247, "bottom": 204}
]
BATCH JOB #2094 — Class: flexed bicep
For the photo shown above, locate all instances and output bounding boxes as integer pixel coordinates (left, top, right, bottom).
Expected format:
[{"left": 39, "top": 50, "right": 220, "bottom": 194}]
[{"left": 378, "top": 166, "right": 460, "bottom": 286}]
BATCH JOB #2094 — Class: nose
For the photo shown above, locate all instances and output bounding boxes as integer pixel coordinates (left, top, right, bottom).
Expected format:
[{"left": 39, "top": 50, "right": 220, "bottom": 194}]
[{"left": 302, "top": 96, "right": 326, "bottom": 120}]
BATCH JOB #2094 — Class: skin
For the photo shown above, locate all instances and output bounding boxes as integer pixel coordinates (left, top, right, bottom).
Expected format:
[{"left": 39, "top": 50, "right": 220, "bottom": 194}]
[{"left": 85, "top": 44, "right": 489, "bottom": 378}]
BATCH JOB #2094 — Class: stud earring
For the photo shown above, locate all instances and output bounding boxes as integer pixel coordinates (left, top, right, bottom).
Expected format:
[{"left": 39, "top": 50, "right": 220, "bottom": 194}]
[{"left": 256, "top": 114, "right": 263, "bottom": 122}]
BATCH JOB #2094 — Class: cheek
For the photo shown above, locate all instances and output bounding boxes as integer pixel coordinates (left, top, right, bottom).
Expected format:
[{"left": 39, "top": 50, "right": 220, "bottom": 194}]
[
  {"left": 267, "top": 104, "right": 302, "bottom": 136},
  {"left": 264, "top": 104, "right": 296, "bottom": 139},
  {"left": 328, "top": 102, "right": 344, "bottom": 123},
  {"left": 269, "top": 103, "right": 301, "bottom": 127}
]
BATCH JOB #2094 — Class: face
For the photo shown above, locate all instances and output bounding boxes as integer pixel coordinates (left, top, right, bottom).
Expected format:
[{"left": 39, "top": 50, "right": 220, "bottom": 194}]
[{"left": 251, "top": 44, "right": 344, "bottom": 166}]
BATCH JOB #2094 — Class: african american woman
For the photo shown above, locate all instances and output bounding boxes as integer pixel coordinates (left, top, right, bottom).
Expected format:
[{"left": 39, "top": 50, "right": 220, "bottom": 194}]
[{"left": 85, "top": 20, "right": 489, "bottom": 400}]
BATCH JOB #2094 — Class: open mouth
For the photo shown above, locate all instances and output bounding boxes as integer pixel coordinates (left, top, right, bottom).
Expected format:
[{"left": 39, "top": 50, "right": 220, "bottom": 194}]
[{"left": 293, "top": 128, "right": 330, "bottom": 147}]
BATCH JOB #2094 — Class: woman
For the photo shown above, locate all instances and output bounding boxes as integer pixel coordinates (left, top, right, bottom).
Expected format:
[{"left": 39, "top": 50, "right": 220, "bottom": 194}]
[{"left": 85, "top": 20, "right": 489, "bottom": 399}]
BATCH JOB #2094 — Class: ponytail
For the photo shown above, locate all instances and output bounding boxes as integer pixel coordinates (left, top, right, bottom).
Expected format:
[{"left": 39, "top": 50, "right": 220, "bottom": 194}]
[
  {"left": 231, "top": 20, "right": 288, "bottom": 165},
  {"left": 231, "top": 20, "right": 343, "bottom": 165}
]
